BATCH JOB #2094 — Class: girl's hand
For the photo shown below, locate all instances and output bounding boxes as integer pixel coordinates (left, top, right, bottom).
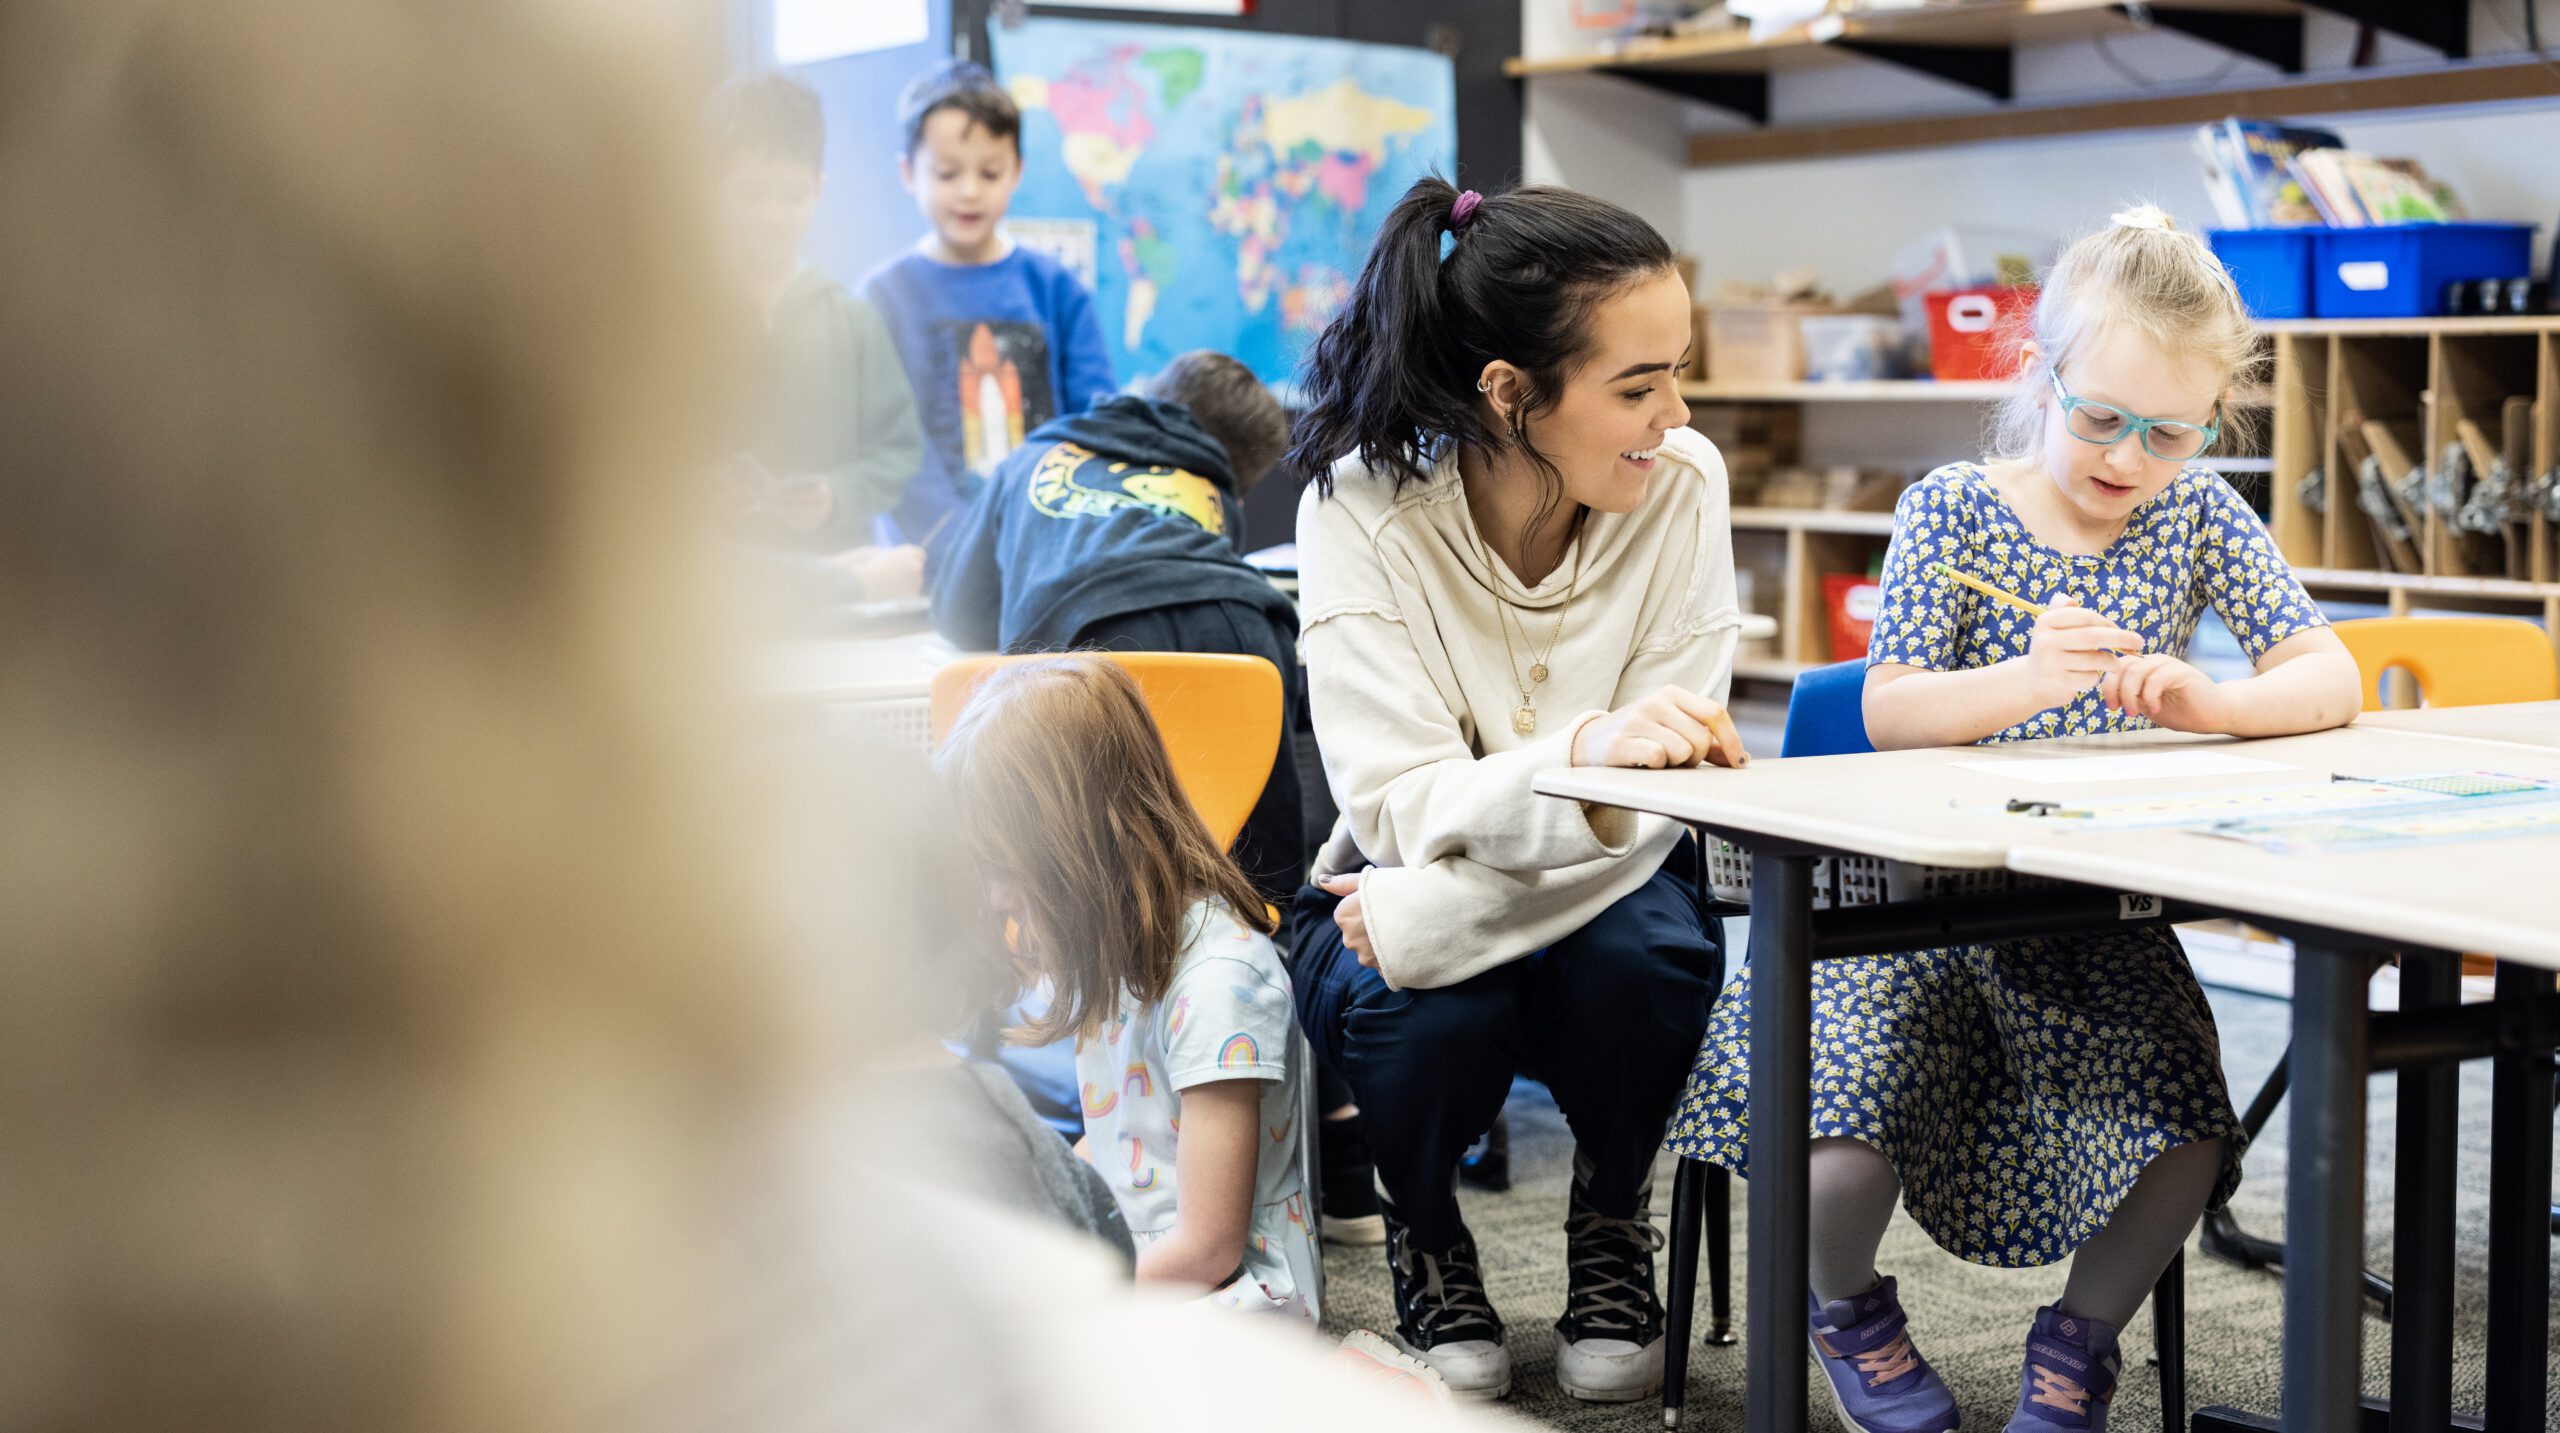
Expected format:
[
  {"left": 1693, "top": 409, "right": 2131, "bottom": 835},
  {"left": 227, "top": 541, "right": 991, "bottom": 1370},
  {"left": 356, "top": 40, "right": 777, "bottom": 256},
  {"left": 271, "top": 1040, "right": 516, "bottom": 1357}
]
[
  {"left": 1316, "top": 869, "right": 1374, "bottom": 969},
  {"left": 2024, "top": 594, "right": 2144, "bottom": 707},
  {"left": 2100, "top": 653, "right": 2231, "bottom": 732},
  {"left": 1570, "top": 686, "right": 1751, "bottom": 770}
]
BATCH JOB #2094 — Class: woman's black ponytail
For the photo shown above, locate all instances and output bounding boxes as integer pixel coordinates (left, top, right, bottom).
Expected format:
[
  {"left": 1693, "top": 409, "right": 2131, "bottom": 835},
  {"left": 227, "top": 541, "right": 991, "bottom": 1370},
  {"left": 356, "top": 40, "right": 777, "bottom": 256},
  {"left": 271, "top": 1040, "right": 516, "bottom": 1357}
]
[{"left": 1285, "top": 176, "right": 1675, "bottom": 497}]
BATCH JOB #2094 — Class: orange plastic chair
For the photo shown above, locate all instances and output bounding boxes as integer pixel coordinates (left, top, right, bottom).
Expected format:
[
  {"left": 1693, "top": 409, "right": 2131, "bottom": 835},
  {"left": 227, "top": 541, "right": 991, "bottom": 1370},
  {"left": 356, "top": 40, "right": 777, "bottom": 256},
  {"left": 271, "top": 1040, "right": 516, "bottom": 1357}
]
[
  {"left": 928, "top": 651, "right": 1284, "bottom": 850},
  {"left": 2330, "top": 616, "right": 2560, "bottom": 712}
]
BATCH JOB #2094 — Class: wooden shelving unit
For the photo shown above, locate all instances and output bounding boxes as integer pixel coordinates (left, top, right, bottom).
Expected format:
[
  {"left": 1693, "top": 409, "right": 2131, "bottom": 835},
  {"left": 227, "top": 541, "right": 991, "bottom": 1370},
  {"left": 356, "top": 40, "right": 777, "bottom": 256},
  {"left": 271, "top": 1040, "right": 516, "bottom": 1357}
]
[
  {"left": 1683, "top": 379, "right": 2274, "bottom": 406},
  {"left": 1709, "top": 317, "right": 2560, "bottom": 683},
  {"left": 1680, "top": 378, "right": 2009, "bottom": 403},
  {"left": 2265, "top": 317, "right": 2560, "bottom": 645},
  {"left": 1504, "top": 1, "right": 2547, "bottom": 167},
  {"left": 1507, "top": 0, "right": 2305, "bottom": 84},
  {"left": 1733, "top": 506, "right": 1898, "bottom": 535}
]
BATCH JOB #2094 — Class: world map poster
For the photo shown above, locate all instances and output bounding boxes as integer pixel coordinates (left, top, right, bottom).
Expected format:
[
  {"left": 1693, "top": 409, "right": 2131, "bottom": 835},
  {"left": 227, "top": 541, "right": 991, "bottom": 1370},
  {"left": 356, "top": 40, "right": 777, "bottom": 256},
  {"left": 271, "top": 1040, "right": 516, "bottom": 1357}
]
[{"left": 992, "top": 19, "right": 1459, "bottom": 395}]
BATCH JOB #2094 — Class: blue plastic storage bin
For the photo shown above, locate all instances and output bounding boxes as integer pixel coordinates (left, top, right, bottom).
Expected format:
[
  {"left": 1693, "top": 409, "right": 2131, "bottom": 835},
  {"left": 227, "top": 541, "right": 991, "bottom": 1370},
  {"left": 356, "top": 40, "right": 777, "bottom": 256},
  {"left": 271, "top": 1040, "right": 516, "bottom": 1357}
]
[
  {"left": 2207, "top": 229, "right": 2316, "bottom": 319},
  {"left": 2309, "top": 223, "right": 2536, "bottom": 318}
]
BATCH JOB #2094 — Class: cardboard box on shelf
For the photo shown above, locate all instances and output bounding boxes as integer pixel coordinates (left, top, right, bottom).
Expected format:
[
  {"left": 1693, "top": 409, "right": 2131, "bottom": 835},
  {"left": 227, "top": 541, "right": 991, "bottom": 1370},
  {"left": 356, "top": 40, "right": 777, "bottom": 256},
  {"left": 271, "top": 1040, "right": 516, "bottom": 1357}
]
[
  {"left": 1689, "top": 403, "right": 1801, "bottom": 454},
  {"left": 1755, "top": 465, "right": 1908, "bottom": 511},
  {"left": 1705, "top": 300, "right": 1841, "bottom": 383}
]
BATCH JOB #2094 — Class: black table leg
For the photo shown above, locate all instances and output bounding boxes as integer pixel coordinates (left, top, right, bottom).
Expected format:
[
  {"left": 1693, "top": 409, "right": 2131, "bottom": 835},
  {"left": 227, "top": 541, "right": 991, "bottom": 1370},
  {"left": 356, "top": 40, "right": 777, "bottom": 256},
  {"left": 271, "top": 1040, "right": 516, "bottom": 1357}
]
[
  {"left": 2484, "top": 962, "right": 2554, "bottom": 1433},
  {"left": 1705, "top": 1163, "right": 1736, "bottom": 1345},
  {"left": 2390, "top": 951, "right": 2457, "bottom": 1433},
  {"left": 1664, "top": 1159, "right": 1704, "bottom": 1428},
  {"left": 2286, "top": 941, "right": 2368, "bottom": 1432},
  {"left": 1747, "top": 851, "right": 1813, "bottom": 1433}
]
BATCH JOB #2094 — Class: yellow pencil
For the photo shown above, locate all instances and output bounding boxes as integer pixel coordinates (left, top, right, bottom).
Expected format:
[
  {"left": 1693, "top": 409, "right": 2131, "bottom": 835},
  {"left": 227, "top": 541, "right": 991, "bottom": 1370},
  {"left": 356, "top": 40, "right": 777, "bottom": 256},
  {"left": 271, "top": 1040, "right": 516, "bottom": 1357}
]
[
  {"left": 1925, "top": 560, "right": 2130, "bottom": 656},
  {"left": 1924, "top": 560, "right": 2049, "bottom": 616}
]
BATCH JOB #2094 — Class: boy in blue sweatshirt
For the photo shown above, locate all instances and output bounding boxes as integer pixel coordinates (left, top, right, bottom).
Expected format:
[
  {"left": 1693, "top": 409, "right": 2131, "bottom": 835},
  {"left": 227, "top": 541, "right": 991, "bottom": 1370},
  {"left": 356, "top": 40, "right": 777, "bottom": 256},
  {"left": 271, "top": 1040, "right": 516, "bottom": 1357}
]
[
  {"left": 709, "top": 72, "right": 922, "bottom": 568},
  {"left": 862, "top": 60, "right": 1115, "bottom": 544},
  {"left": 930, "top": 350, "right": 1300, "bottom": 909}
]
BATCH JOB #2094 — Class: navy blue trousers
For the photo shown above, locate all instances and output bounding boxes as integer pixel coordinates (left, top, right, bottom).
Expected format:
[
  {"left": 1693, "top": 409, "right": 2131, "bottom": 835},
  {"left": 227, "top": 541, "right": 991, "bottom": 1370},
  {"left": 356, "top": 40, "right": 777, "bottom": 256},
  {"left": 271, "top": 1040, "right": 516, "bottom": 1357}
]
[{"left": 1289, "top": 838, "right": 1720, "bottom": 1249}]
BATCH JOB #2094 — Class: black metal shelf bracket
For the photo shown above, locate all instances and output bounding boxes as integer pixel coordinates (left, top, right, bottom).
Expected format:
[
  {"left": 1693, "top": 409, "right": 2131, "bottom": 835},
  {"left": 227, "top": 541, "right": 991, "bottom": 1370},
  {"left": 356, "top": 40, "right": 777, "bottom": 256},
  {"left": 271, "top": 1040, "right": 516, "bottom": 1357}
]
[
  {"left": 1834, "top": 41, "right": 2015, "bottom": 101},
  {"left": 2297, "top": 0, "right": 2470, "bottom": 58},
  {"left": 2132, "top": 5, "right": 2307, "bottom": 73},
  {"left": 1598, "top": 66, "right": 1771, "bottom": 123}
]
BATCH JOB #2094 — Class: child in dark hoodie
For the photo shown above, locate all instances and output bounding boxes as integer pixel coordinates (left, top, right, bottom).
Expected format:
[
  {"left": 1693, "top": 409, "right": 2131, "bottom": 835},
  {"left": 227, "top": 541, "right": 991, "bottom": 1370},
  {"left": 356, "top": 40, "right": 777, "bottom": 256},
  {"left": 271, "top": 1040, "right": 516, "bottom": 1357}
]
[
  {"left": 929, "top": 350, "right": 1302, "bottom": 909},
  {"left": 709, "top": 72, "right": 923, "bottom": 569}
]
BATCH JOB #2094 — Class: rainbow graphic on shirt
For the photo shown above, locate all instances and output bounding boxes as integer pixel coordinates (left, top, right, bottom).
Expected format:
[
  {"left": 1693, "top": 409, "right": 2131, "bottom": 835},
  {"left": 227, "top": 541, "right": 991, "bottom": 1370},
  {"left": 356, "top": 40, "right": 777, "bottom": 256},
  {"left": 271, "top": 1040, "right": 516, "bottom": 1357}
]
[
  {"left": 1123, "top": 1061, "right": 1152, "bottom": 1098},
  {"left": 1284, "top": 1194, "right": 1309, "bottom": 1231},
  {"left": 1168, "top": 995, "right": 1191, "bottom": 1037},
  {"left": 1218, "top": 1033, "right": 1260, "bottom": 1069},
  {"left": 1127, "top": 1136, "right": 1157, "bottom": 1191},
  {"left": 1269, "top": 1115, "right": 1294, "bottom": 1145},
  {"left": 1080, "top": 1082, "right": 1118, "bottom": 1119}
]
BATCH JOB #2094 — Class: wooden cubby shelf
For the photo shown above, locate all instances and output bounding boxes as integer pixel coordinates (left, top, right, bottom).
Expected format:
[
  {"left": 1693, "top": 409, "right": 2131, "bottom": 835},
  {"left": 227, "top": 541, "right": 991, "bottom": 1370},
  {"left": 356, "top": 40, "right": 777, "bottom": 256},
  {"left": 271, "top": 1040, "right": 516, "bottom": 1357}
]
[{"left": 1720, "top": 316, "right": 2560, "bottom": 683}]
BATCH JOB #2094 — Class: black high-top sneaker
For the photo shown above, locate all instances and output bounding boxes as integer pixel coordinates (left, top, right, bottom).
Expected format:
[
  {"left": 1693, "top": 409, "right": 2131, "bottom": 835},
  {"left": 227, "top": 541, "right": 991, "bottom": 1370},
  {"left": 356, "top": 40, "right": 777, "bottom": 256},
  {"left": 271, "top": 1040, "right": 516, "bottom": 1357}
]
[
  {"left": 1554, "top": 1150, "right": 1667, "bottom": 1403},
  {"left": 1380, "top": 1192, "right": 1510, "bottom": 1400}
]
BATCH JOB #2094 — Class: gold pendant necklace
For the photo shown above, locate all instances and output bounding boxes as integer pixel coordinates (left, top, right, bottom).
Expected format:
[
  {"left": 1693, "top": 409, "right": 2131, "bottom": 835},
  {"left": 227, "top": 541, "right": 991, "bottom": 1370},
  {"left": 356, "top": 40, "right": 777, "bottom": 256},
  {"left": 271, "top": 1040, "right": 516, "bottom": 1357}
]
[{"left": 1465, "top": 507, "right": 1582, "bottom": 736}]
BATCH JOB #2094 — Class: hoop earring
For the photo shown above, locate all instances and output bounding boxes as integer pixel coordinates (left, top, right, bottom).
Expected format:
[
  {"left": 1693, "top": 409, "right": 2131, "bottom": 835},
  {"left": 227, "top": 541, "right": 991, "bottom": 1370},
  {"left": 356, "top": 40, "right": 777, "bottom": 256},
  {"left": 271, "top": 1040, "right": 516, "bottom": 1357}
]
[{"left": 1476, "top": 379, "right": 1492, "bottom": 393}]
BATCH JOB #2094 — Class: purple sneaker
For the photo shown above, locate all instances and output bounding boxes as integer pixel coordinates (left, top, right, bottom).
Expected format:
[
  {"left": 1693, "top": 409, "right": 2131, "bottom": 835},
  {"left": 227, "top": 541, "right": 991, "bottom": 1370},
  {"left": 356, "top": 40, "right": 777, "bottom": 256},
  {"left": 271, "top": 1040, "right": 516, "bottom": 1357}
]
[
  {"left": 2004, "top": 1305, "right": 2120, "bottom": 1431},
  {"left": 1808, "top": 1276, "right": 1959, "bottom": 1433}
]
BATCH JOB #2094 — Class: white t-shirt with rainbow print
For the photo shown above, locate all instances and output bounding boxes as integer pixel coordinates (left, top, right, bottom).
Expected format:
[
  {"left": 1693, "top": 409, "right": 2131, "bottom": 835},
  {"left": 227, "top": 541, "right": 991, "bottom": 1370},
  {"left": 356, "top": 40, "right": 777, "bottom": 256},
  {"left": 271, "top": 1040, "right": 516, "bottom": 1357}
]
[{"left": 1074, "top": 898, "right": 1318, "bottom": 1322}]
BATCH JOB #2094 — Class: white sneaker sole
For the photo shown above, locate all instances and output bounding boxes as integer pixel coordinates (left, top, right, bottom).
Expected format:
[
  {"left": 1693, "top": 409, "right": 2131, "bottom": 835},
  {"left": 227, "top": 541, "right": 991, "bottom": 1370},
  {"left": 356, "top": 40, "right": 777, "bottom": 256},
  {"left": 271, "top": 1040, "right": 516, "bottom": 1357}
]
[
  {"left": 1558, "top": 1338, "right": 1664, "bottom": 1404},
  {"left": 1559, "top": 1378, "right": 1661, "bottom": 1404},
  {"left": 1321, "top": 1213, "right": 1387, "bottom": 1246},
  {"left": 1390, "top": 1334, "right": 1511, "bottom": 1401}
]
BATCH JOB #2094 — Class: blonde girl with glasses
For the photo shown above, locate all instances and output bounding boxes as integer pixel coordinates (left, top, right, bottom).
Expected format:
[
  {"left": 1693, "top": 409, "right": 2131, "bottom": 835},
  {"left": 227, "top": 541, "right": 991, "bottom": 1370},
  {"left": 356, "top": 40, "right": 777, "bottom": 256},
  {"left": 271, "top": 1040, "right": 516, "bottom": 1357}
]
[{"left": 1667, "top": 206, "right": 2361, "bottom": 1433}]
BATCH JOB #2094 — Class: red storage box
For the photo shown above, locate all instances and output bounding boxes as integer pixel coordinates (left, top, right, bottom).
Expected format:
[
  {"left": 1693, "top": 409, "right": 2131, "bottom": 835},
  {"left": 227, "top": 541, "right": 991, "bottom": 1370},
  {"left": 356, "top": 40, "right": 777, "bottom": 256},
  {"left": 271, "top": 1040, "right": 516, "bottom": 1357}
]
[
  {"left": 1924, "top": 285, "right": 2036, "bottom": 382},
  {"left": 1824, "top": 572, "right": 1883, "bottom": 661}
]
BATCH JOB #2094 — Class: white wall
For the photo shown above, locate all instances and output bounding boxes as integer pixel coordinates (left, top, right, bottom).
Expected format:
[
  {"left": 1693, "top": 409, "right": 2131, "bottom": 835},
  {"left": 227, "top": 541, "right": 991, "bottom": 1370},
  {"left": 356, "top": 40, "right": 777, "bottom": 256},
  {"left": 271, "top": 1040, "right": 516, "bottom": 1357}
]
[{"left": 1523, "top": 74, "right": 1704, "bottom": 244}]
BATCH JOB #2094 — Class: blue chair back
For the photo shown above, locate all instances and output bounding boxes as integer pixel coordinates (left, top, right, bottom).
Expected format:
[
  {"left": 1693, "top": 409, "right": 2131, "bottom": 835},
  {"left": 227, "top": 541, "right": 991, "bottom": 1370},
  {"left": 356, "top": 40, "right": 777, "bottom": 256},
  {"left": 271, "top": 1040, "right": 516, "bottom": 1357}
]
[{"left": 1781, "top": 659, "right": 1875, "bottom": 758}]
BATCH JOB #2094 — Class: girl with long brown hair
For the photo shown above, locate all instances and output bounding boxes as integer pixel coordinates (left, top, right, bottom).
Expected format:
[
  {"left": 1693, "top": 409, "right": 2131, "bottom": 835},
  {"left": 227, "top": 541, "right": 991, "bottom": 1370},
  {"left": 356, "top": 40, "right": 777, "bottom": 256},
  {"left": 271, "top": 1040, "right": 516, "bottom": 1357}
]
[{"left": 938, "top": 656, "right": 1319, "bottom": 1320}]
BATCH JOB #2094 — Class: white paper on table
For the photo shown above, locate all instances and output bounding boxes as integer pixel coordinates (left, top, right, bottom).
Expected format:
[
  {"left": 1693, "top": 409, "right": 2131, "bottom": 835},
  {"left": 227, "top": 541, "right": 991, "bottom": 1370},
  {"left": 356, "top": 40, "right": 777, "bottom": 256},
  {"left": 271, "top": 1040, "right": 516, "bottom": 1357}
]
[{"left": 1953, "top": 750, "right": 2296, "bottom": 786}]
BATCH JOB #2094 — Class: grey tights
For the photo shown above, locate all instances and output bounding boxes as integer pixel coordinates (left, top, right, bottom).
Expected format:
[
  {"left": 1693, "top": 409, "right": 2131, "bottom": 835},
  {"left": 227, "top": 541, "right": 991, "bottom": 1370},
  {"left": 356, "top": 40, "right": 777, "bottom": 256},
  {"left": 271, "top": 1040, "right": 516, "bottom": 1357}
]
[{"left": 1806, "top": 1135, "right": 2225, "bottom": 1329}]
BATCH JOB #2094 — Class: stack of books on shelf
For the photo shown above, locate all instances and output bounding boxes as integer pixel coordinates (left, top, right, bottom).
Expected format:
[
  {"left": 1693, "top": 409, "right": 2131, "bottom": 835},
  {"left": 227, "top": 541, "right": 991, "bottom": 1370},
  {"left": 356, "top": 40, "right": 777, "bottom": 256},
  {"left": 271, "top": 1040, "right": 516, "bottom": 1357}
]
[{"left": 2194, "top": 119, "right": 2465, "bottom": 229}]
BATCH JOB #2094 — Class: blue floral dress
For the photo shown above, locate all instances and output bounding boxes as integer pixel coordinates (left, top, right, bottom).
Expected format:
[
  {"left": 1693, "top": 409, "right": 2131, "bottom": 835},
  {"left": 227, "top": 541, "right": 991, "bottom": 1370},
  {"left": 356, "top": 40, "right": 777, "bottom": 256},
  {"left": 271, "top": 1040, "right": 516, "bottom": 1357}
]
[{"left": 1666, "top": 462, "right": 2328, "bottom": 1265}]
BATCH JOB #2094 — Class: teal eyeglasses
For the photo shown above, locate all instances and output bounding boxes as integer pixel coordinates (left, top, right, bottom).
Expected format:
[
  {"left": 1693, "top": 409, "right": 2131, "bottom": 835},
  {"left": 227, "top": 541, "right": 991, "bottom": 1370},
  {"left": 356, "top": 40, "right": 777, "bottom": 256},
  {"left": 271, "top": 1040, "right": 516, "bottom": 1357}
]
[{"left": 2049, "top": 370, "right": 2221, "bottom": 461}]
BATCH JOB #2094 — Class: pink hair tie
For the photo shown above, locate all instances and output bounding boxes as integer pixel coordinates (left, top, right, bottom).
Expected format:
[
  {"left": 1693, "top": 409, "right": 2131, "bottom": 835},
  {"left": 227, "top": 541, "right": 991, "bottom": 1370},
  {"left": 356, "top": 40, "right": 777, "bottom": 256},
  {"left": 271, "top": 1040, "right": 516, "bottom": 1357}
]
[{"left": 1449, "top": 189, "right": 1483, "bottom": 231}]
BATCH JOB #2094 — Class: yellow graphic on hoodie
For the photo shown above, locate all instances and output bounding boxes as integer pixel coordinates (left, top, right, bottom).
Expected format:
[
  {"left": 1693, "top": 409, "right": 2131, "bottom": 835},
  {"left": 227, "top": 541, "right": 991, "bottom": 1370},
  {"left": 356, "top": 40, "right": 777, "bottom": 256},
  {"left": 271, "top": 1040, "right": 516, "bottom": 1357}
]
[{"left": 1027, "top": 441, "right": 1226, "bottom": 535}]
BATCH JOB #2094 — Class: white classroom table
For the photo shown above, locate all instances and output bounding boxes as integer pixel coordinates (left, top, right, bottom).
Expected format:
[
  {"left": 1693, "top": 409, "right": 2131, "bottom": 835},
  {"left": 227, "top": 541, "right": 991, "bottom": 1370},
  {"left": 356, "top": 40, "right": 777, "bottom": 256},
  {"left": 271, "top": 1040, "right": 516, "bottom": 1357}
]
[
  {"left": 2354, "top": 699, "right": 2560, "bottom": 753},
  {"left": 1536, "top": 716, "right": 2560, "bottom": 1433}
]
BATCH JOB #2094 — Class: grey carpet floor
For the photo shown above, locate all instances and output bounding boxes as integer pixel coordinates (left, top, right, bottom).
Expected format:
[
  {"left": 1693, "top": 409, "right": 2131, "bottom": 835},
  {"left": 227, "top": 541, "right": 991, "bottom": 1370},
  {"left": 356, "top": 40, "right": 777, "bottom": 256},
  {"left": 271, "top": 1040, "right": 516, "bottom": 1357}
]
[{"left": 1316, "top": 983, "right": 2560, "bottom": 1430}]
